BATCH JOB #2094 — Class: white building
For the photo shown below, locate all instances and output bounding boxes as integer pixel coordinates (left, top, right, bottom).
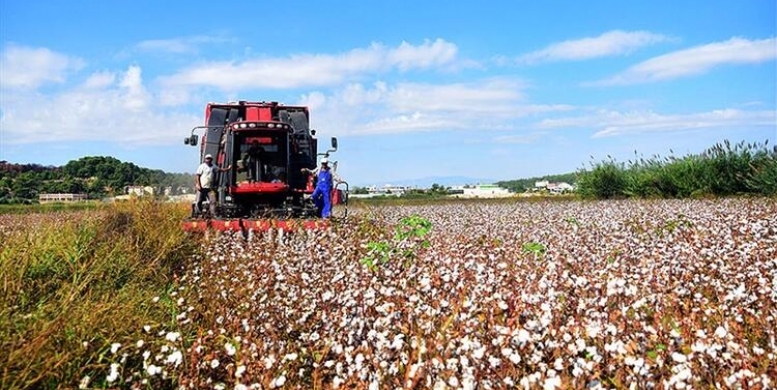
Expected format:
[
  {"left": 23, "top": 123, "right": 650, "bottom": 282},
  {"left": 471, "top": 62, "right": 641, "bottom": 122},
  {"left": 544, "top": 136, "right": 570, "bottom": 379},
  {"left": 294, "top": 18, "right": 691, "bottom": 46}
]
[
  {"left": 126, "top": 186, "right": 154, "bottom": 196},
  {"left": 367, "top": 184, "right": 412, "bottom": 197},
  {"left": 39, "top": 193, "right": 88, "bottom": 203},
  {"left": 533, "top": 181, "right": 575, "bottom": 194},
  {"left": 547, "top": 182, "right": 575, "bottom": 194}
]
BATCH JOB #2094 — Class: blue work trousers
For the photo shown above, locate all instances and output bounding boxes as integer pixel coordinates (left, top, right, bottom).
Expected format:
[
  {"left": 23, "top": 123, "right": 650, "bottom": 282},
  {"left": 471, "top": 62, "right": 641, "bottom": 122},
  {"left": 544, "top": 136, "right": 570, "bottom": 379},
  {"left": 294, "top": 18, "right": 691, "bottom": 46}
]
[{"left": 311, "top": 186, "right": 332, "bottom": 218}]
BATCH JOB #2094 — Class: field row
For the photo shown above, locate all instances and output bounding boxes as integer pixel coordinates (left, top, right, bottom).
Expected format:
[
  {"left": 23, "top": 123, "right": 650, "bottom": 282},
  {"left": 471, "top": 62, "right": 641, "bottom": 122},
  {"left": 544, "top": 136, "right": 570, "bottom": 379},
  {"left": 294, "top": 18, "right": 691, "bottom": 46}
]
[{"left": 103, "top": 198, "right": 777, "bottom": 389}]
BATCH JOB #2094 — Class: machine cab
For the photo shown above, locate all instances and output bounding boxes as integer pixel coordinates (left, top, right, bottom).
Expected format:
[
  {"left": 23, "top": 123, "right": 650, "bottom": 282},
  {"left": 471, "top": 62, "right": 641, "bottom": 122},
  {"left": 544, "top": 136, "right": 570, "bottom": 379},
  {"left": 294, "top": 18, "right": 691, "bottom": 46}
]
[
  {"left": 235, "top": 132, "right": 288, "bottom": 184},
  {"left": 228, "top": 122, "right": 293, "bottom": 194}
]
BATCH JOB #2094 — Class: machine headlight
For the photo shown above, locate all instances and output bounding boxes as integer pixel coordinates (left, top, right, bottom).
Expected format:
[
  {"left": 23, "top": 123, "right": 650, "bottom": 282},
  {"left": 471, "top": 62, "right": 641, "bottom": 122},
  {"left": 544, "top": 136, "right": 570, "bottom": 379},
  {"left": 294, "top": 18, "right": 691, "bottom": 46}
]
[{"left": 240, "top": 123, "right": 247, "bottom": 129}]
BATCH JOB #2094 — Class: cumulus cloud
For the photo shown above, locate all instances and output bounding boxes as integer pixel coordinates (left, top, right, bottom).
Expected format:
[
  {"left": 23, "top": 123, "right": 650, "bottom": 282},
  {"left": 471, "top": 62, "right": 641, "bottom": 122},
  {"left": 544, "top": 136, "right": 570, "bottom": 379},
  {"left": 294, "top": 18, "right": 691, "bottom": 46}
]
[
  {"left": 297, "top": 79, "right": 573, "bottom": 136},
  {"left": 0, "top": 65, "right": 200, "bottom": 145},
  {"left": 0, "top": 44, "right": 85, "bottom": 89},
  {"left": 536, "top": 108, "right": 776, "bottom": 137},
  {"left": 159, "top": 39, "right": 459, "bottom": 90},
  {"left": 588, "top": 37, "right": 777, "bottom": 85},
  {"left": 517, "top": 30, "right": 672, "bottom": 64}
]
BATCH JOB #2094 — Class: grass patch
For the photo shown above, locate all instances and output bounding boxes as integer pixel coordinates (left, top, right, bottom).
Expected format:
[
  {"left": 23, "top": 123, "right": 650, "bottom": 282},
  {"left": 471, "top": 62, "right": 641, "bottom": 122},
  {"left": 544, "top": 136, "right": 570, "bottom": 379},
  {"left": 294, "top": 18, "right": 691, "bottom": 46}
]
[
  {"left": 0, "top": 202, "right": 103, "bottom": 215},
  {"left": 576, "top": 139, "right": 777, "bottom": 199},
  {"left": 0, "top": 200, "right": 199, "bottom": 389}
]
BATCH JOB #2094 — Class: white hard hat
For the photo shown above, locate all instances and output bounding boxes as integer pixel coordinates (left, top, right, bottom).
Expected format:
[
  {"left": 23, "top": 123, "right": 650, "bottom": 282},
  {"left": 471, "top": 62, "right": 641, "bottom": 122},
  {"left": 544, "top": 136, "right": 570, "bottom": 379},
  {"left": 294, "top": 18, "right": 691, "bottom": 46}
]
[
  {"left": 321, "top": 158, "right": 329, "bottom": 164},
  {"left": 204, "top": 154, "right": 213, "bottom": 159}
]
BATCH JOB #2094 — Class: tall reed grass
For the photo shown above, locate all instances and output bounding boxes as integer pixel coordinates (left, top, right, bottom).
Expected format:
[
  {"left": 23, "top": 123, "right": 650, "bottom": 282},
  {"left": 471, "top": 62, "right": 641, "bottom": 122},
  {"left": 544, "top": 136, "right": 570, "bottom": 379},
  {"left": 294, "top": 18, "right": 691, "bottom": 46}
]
[
  {"left": 0, "top": 200, "right": 198, "bottom": 389},
  {"left": 576, "top": 140, "right": 777, "bottom": 199}
]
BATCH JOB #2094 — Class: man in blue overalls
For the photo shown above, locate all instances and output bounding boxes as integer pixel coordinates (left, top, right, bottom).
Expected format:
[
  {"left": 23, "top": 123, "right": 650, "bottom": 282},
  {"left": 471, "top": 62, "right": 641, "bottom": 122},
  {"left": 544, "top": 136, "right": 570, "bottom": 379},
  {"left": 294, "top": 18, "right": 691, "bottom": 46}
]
[{"left": 302, "top": 158, "right": 341, "bottom": 218}]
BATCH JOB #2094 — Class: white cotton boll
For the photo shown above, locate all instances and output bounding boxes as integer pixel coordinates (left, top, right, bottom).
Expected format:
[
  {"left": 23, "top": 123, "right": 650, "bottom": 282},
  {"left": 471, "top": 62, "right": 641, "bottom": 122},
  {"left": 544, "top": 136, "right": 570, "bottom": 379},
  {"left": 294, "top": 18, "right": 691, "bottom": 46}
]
[
  {"left": 714, "top": 326, "right": 727, "bottom": 338},
  {"left": 146, "top": 364, "right": 162, "bottom": 376},
  {"left": 472, "top": 346, "right": 486, "bottom": 359},
  {"left": 543, "top": 375, "right": 561, "bottom": 390},
  {"left": 575, "top": 338, "right": 586, "bottom": 353},
  {"left": 106, "top": 363, "right": 120, "bottom": 383},
  {"left": 166, "top": 350, "right": 183, "bottom": 366},
  {"left": 671, "top": 352, "right": 687, "bottom": 363},
  {"left": 271, "top": 375, "right": 286, "bottom": 388},
  {"left": 225, "top": 342, "right": 236, "bottom": 356},
  {"left": 322, "top": 291, "right": 334, "bottom": 302}
]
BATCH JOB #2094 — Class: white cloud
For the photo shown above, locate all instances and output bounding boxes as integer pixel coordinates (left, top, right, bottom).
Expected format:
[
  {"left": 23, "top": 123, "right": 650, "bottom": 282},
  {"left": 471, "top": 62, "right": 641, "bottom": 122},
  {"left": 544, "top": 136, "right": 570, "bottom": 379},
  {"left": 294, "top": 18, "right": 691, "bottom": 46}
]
[
  {"left": 159, "top": 39, "right": 459, "bottom": 90},
  {"left": 135, "top": 35, "right": 233, "bottom": 54},
  {"left": 297, "top": 79, "right": 573, "bottom": 136},
  {"left": 0, "top": 44, "right": 85, "bottom": 89},
  {"left": 517, "top": 30, "right": 672, "bottom": 64},
  {"left": 0, "top": 65, "right": 200, "bottom": 145},
  {"left": 82, "top": 71, "right": 117, "bottom": 89},
  {"left": 589, "top": 37, "right": 777, "bottom": 85},
  {"left": 536, "top": 107, "right": 776, "bottom": 137}
]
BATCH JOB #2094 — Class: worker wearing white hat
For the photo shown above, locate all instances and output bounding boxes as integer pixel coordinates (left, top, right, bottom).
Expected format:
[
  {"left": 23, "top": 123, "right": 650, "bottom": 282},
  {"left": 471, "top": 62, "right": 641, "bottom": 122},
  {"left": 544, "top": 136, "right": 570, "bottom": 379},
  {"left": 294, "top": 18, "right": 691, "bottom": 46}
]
[
  {"left": 301, "top": 157, "right": 342, "bottom": 218},
  {"left": 194, "top": 153, "right": 230, "bottom": 216}
]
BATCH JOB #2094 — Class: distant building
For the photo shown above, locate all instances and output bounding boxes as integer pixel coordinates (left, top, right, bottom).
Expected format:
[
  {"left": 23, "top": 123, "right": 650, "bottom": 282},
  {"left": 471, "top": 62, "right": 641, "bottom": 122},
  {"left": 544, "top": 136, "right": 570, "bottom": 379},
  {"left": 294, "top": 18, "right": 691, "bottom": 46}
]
[
  {"left": 126, "top": 186, "right": 155, "bottom": 196},
  {"left": 367, "top": 184, "right": 412, "bottom": 197},
  {"left": 455, "top": 184, "right": 512, "bottom": 198},
  {"left": 39, "top": 193, "right": 88, "bottom": 203},
  {"left": 533, "top": 181, "right": 575, "bottom": 194},
  {"left": 547, "top": 182, "right": 575, "bottom": 194}
]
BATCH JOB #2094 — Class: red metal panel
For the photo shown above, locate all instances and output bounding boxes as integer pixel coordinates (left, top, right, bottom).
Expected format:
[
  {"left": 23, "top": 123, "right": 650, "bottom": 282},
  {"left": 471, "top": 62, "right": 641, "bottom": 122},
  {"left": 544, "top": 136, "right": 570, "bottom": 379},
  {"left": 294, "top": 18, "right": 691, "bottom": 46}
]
[
  {"left": 210, "top": 219, "right": 242, "bottom": 231},
  {"left": 258, "top": 107, "right": 272, "bottom": 121},
  {"left": 246, "top": 107, "right": 260, "bottom": 121},
  {"left": 183, "top": 220, "right": 209, "bottom": 232},
  {"left": 231, "top": 182, "right": 289, "bottom": 194},
  {"left": 243, "top": 220, "right": 273, "bottom": 231}
]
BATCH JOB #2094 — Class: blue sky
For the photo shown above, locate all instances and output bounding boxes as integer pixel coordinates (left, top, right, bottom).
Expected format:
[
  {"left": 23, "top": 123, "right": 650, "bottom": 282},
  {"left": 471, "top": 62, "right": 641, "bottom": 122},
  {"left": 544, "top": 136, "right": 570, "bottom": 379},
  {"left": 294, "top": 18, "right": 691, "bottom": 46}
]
[{"left": 1, "top": 1, "right": 775, "bottom": 186}]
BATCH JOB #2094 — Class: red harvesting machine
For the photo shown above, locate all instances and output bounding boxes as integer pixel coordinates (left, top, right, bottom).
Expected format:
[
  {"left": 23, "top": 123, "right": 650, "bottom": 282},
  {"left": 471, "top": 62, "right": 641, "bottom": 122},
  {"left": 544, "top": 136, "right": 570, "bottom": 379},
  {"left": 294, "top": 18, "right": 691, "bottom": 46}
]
[{"left": 182, "top": 101, "right": 348, "bottom": 235}]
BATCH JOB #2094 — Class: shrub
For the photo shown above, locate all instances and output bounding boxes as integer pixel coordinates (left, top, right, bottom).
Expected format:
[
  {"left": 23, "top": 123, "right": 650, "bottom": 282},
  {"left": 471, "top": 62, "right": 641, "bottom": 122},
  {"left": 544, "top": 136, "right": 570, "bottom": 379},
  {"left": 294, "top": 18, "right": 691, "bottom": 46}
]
[
  {"left": 0, "top": 200, "right": 198, "bottom": 389},
  {"left": 577, "top": 140, "right": 776, "bottom": 199}
]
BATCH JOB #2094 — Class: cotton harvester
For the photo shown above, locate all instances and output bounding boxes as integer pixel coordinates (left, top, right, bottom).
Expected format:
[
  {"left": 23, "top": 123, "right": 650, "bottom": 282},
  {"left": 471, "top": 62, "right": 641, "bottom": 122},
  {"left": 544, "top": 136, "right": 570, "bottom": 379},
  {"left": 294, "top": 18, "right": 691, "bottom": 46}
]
[{"left": 182, "top": 101, "right": 348, "bottom": 234}]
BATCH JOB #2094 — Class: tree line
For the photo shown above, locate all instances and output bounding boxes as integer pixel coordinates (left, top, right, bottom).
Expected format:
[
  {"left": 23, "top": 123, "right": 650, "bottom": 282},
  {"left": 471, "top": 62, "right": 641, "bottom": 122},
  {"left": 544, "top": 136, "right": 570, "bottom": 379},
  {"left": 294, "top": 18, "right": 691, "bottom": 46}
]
[{"left": 0, "top": 156, "right": 192, "bottom": 204}]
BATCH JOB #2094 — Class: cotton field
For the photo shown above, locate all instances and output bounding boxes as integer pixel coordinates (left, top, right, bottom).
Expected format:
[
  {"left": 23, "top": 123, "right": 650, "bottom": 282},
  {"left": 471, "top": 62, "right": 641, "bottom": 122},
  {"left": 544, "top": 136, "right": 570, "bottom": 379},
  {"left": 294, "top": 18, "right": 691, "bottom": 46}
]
[{"left": 110, "top": 198, "right": 775, "bottom": 389}]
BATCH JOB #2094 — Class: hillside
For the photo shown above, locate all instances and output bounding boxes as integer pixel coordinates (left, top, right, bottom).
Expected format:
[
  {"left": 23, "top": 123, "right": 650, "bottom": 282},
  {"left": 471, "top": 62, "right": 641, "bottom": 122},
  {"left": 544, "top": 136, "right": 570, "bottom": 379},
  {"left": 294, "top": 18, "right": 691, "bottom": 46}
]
[{"left": 0, "top": 156, "right": 191, "bottom": 204}]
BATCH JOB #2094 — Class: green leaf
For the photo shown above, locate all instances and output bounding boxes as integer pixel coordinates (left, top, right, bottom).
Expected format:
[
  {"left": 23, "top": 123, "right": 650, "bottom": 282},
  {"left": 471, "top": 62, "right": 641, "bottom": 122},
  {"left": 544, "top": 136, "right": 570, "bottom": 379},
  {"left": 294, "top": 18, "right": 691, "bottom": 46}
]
[{"left": 522, "top": 242, "right": 546, "bottom": 255}]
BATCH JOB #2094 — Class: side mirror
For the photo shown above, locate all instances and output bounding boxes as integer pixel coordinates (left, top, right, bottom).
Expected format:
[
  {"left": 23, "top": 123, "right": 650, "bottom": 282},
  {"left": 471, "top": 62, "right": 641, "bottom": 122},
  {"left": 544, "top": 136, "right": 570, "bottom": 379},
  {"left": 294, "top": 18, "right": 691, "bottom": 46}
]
[
  {"left": 311, "top": 129, "right": 317, "bottom": 136},
  {"left": 331, "top": 137, "right": 338, "bottom": 150},
  {"left": 189, "top": 135, "right": 199, "bottom": 146},
  {"left": 184, "top": 137, "right": 190, "bottom": 145}
]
